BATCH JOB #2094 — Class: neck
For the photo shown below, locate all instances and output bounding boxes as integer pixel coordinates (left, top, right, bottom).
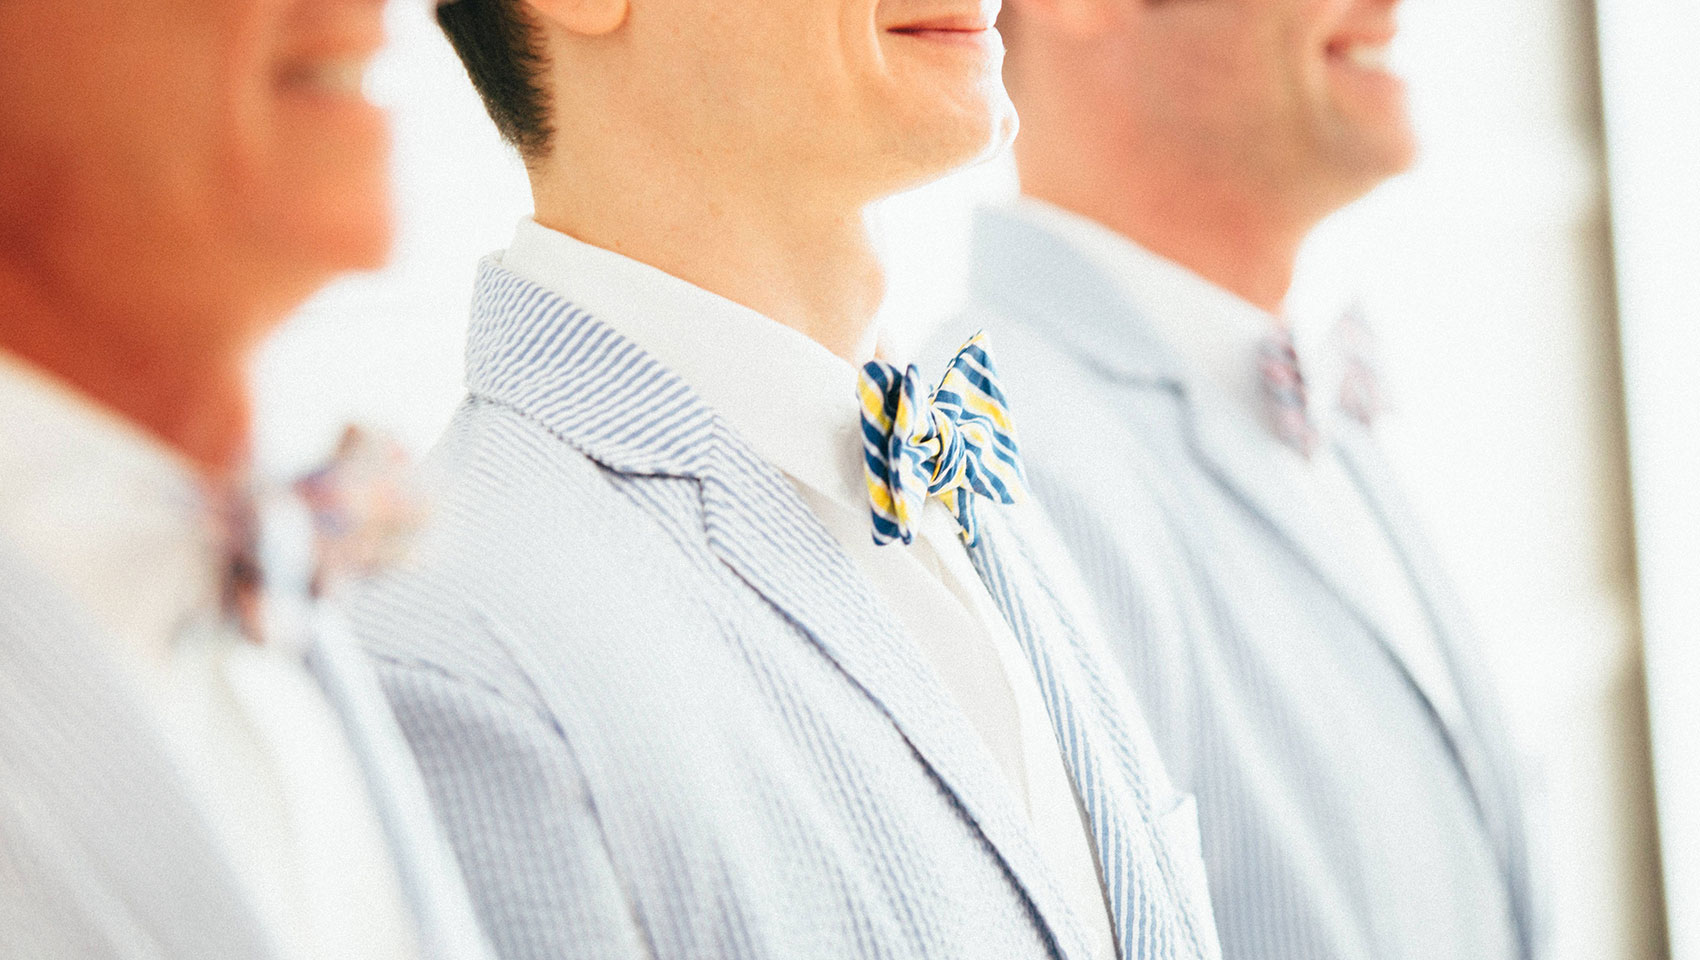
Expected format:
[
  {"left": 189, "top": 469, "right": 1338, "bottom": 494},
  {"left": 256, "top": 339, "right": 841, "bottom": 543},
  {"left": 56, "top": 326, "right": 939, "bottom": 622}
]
[
  {"left": 531, "top": 128, "right": 886, "bottom": 364},
  {"left": 0, "top": 265, "right": 254, "bottom": 481},
  {"left": 1011, "top": 76, "right": 1316, "bottom": 315}
]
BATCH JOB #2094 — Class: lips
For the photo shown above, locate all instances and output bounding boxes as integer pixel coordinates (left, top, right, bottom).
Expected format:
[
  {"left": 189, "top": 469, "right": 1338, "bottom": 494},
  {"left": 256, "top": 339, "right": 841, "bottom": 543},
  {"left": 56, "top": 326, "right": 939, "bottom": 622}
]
[
  {"left": 885, "top": 1, "right": 1000, "bottom": 39},
  {"left": 274, "top": 3, "right": 385, "bottom": 102},
  {"left": 890, "top": 14, "right": 992, "bottom": 35},
  {"left": 1326, "top": 33, "right": 1396, "bottom": 73},
  {"left": 276, "top": 56, "right": 372, "bottom": 98}
]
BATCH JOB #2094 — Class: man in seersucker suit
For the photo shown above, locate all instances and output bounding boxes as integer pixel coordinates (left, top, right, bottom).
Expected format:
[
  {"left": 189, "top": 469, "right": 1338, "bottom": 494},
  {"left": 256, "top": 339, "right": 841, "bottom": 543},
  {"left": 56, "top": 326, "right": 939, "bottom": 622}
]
[
  {"left": 926, "top": 1, "right": 1545, "bottom": 959},
  {"left": 349, "top": 0, "right": 1222, "bottom": 958},
  {"left": 0, "top": 0, "right": 492, "bottom": 958}
]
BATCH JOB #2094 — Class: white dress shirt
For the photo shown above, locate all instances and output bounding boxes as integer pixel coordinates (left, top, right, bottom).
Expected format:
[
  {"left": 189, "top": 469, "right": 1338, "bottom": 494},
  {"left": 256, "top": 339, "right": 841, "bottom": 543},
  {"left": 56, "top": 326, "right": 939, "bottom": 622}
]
[
  {"left": 501, "top": 218, "right": 1120, "bottom": 960},
  {"left": 0, "top": 353, "right": 417, "bottom": 960},
  {"left": 1009, "top": 198, "right": 1466, "bottom": 730}
]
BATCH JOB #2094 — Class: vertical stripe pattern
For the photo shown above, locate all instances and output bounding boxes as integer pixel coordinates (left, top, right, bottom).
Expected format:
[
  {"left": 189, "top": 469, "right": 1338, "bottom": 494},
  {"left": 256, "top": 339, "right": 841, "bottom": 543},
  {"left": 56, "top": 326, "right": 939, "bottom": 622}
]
[{"left": 967, "top": 515, "right": 1220, "bottom": 960}]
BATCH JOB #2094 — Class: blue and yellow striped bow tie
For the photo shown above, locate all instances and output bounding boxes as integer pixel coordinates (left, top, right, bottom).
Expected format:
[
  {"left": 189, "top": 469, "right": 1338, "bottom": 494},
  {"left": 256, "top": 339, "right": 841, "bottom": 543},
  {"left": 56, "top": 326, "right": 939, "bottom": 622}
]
[{"left": 857, "top": 333, "right": 1028, "bottom": 547}]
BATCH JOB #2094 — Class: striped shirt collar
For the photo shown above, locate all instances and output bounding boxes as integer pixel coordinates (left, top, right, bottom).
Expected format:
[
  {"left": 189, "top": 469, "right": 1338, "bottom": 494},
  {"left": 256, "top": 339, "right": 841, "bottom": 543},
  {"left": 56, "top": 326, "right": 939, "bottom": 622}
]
[{"left": 497, "top": 218, "right": 876, "bottom": 518}]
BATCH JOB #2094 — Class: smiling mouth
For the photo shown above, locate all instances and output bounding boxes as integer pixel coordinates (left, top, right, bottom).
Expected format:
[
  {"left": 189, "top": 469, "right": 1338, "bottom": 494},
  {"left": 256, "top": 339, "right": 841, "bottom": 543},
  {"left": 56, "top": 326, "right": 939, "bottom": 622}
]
[
  {"left": 889, "top": 12, "right": 996, "bottom": 42},
  {"left": 277, "top": 56, "right": 373, "bottom": 99},
  {"left": 1327, "top": 38, "right": 1394, "bottom": 73}
]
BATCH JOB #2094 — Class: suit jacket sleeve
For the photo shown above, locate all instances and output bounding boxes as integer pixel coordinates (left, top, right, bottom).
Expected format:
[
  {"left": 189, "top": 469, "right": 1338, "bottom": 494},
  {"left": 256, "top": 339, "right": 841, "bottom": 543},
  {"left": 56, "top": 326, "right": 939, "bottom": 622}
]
[{"left": 371, "top": 656, "right": 653, "bottom": 960}]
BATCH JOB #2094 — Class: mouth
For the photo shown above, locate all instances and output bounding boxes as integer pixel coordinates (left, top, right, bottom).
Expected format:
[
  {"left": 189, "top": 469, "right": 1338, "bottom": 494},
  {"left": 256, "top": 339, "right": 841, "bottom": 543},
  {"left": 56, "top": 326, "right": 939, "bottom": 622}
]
[
  {"left": 1325, "top": 35, "right": 1396, "bottom": 75},
  {"left": 274, "top": 7, "right": 386, "bottom": 106},
  {"left": 887, "top": 8, "right": 999, "bottom": 47},
  {"left": 276, "top": 54, "right": 373, "bottom": 101}
]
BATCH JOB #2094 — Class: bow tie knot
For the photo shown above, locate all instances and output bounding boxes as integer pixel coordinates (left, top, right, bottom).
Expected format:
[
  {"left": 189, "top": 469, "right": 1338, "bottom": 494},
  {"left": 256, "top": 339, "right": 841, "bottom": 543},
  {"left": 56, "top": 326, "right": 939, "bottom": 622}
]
[
  {"left": 858, "top": 333, "right": 1027, "bottom": 547},
  {"left": 219, "top": 425, "right": 424, "bottom": 647}
]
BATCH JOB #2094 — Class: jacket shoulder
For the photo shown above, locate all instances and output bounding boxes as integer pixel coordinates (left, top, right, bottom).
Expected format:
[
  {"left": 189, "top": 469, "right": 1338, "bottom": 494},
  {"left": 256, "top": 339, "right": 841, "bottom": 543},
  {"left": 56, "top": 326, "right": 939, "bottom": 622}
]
[{"left": 348, "top": 396, "right": 719, "bottom": 701}]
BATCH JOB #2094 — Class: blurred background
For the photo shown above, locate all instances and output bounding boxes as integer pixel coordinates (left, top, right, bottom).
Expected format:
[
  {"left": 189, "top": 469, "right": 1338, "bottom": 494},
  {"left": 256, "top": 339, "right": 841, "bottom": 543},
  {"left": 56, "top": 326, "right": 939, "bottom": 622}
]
[{"left": 254, "top": 1, "right": 1695, "bottom": 957}]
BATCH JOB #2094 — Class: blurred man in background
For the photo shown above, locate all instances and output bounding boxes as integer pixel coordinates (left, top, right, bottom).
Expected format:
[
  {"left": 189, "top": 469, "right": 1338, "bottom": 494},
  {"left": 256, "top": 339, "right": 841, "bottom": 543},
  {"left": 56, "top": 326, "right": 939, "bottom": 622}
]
[
  {"left": 933, "top": 0, "right": 1543, "bottom": 958},
  {"left": 0, "top": 1, "right": 489, "bottom": 958},
  {"left": 349, "top": 1, "right": 1221, "bottom": 958}
]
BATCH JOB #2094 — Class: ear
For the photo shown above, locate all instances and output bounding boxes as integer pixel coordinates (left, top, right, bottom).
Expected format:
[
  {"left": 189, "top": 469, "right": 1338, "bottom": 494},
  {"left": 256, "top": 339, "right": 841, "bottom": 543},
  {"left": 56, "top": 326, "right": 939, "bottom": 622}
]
[
  {"left": 1004, "top": 0, "right": 1119, "bottom": 36},
  {"left": 523, "top": 0, "right": 628, "bottom": 36}
]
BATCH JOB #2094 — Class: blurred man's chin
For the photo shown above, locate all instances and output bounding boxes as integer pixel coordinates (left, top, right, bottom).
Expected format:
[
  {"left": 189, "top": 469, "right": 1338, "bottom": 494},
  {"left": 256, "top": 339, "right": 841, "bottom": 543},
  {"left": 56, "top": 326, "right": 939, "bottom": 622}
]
[
  {"left": 250, "top": 200, "right": 395, "bottom": 299},
  {"left": 1356, "top": 117, "right": 1418, "bottom": 180}
]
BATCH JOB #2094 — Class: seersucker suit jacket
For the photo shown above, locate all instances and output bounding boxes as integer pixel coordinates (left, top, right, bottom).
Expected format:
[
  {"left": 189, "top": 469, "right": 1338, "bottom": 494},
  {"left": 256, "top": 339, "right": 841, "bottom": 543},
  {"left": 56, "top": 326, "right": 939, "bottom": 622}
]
[
  {"left": 0, "top": 543, "right": 494, "bottom": 960},
  {"left": 348, "top": 258, "right": 1223, "bottom": 960},
  {"left": 928, "top": 206, "right": 1543, "bottom": 960}
]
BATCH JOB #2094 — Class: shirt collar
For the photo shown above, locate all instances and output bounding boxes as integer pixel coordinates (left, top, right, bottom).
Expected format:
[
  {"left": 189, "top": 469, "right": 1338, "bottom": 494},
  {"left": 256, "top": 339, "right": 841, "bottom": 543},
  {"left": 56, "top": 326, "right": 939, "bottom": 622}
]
[
  {"left": 0, "top": 352, "right": 222, "bottom": 667},
  {"left": 498, "top": 218, "right": 873, "bottom": 518},
  {"left": 1005, "top": 197, "right": 1350, "bottom": 441}
]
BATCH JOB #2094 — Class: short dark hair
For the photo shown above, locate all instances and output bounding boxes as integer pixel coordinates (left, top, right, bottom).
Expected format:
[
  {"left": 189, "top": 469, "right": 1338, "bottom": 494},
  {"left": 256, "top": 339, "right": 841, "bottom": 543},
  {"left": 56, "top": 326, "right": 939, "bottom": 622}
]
[{"left": 437, "top": 0, "right": 553, "bottom": 157}]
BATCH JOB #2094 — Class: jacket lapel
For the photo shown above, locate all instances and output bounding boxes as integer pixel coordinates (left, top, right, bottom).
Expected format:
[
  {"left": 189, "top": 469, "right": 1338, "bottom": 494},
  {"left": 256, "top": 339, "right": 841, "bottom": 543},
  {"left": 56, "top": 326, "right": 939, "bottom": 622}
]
[
  {"left": 968, "top": 505, "right": 1223, "bottom": 960},
  {"left": 302, "top": 608, "right": 494, "bottom": 960},
  {"left": 1182, "top": 387, "right": 1398, "bottom": 644},
  {"left": 1329, "top": 428, "right": 1533, "bottom": 925},
  {"left": 463, "top": 259, "right": 1094, "bottom": 960},
  {"left": 0, "top": 546, "right": 277, "bottom": 960}
]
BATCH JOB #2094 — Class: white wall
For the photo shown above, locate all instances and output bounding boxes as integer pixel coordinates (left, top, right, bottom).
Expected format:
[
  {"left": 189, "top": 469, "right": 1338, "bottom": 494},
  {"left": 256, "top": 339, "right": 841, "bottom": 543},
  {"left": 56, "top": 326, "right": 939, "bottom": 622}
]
[
  {"left": 1594, "top": 0, "right": 1700, "bottom": 956},
  {"left": 1301, "top": 2, "right": 1663, "bottom": 956},
  {"left": 256, "top": 3, "right": 1665, "bottom": 957}
]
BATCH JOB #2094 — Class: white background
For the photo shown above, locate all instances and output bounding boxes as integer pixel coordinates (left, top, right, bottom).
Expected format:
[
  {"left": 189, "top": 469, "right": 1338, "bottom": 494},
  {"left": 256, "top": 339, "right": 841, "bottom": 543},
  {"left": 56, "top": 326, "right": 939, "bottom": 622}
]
[{"left": 254, "top": 2, "right": 1671, "bottom": 956}]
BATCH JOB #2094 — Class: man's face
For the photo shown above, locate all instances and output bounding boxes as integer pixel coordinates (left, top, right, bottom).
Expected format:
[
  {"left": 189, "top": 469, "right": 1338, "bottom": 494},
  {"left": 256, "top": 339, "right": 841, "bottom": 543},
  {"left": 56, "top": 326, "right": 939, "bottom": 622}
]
[
  {"left": 0, "top": 0, "right": 393, "bottom": 330},
  {"left": 1130, "top": 0, "right": 1414, "bottom": 208},
  {"left": 617, "top": 0, "right": 1016, "bottom": 204}
]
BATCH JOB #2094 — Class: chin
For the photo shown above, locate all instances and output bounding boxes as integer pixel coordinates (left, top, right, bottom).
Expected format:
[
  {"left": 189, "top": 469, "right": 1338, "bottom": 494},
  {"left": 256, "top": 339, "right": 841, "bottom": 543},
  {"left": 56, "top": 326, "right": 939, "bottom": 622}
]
[
  {"left": 1348, "top": 120, "right": 1418, "bottom": 184},
  {"left": 268, "top": 175, "right": 396, "bottom": 275},
  {"left": 881, "top": 88, "right": 1018, "bottom": 195}
]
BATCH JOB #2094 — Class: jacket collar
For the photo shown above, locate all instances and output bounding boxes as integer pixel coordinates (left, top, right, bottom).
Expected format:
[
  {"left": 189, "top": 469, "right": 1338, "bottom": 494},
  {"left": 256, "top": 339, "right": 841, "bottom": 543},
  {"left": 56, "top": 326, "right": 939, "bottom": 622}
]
[
  {"left": 969, "top": 204, "right": 1188, "bottom": 391},
  {"left": 465, "top": 258, "right": 720, "bottom": 479},
  {"left": 464, "top": 257, "right": 1099, "bottom": 960}
]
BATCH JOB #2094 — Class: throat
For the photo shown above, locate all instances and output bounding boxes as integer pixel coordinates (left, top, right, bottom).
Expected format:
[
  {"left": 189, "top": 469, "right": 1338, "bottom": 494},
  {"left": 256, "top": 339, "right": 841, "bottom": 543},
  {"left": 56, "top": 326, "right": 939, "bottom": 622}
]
[{"left": 0, "top": 267, "right": 255, "bottom": 480}]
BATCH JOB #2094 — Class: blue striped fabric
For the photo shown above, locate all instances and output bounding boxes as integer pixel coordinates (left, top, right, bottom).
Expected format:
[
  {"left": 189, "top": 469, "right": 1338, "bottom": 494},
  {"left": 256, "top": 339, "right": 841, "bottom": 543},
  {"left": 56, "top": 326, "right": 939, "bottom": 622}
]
[
  {"left": 965, "top": 515, "right": 1221, "bottom": 960},
  {"left": 349, "top": 257, "right": 1223, "bottom": 960}
]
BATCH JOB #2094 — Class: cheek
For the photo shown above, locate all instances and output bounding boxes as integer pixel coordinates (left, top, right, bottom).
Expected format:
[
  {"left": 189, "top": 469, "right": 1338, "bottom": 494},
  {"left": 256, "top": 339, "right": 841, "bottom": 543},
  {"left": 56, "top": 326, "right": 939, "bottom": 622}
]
[{"left": 243, "top": 99, "right": 395, "bottom": 275}]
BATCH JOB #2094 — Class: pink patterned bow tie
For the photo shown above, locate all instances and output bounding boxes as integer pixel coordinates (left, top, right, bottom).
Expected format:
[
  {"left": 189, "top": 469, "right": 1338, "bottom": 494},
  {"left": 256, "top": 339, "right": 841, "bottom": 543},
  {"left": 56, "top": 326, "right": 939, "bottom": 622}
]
[
  {"left": 1258, "top": 306, "right": 1383, "bottom": 457},
  {"left": 1258, "top": 329, "right": 1319, "bottom": 457},
  {"left": 217, "top": 426, "right": 424, "bottom": 647}
]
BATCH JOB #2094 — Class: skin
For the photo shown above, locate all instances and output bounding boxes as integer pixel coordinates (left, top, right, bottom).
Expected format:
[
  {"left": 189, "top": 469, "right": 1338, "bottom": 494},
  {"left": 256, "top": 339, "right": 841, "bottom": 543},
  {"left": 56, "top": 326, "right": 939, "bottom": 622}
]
[
  {"left": 1004, "top": 0, "right": 1416, "bottom": 313},
  {"left": 522, "top": 0, "right": 1017, "bottom": 361},
  {"left": 0, "top": 0, "right": 394, "bottom": 479}
]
